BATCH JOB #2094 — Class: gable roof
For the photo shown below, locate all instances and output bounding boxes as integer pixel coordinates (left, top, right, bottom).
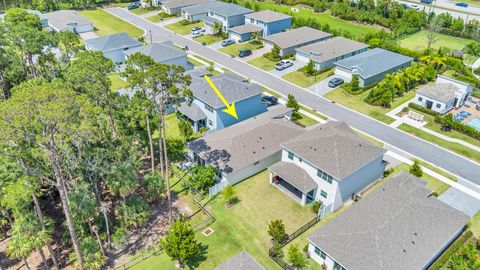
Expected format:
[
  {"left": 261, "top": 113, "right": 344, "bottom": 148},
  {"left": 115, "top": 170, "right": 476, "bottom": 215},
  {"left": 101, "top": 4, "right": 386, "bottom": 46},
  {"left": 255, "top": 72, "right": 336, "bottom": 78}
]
[
  {"left": 269, "top": 161, "right": 317, "bottom": 193},
  {"left": 229, "top": 23, "right": 263, "bottom": 35},
  {"left": 188, "top": 108, "right": 305, "bottom": 175},
  {"left": 215, "top": 251, "right": 264, "bottom": 270},
  {"left": 295, "top": 37, "right": 368, "bottom": 64},
  {"left": 207, "top": 2, "right": 253, "bottom": 17},
  {"left": 181, "top": 1, "right": 220, "bottom": 15},
  {"left": 244, "top": 10, "right": 291, "bottom": 23},
  {"left": 416, "top": 83, "right": 458, "bottom": 103},
  {"left": 189, "top": 72, "right": 263, "bottom": 109},
  {"left": 44, "top": 10, "right": 91, "bottom": 31},
  {"left": 85, "top": 33, "right": 142, "bottom": 52},
  {"left": 307, "top": 171, "right": 469, "bottom": 270},
  {"left": 263, "top": 27, "right": 332, "bottom": 50},
  {"left": 281, "top": 121, "right": 385, "bottom": 180},
  {"left": 163, "top": 0, "right": 215, "bottom": 9},
  {"left": 334, "top": 48, "right": 413, "bottom": 79},
  {"left": 124, "top": 41, "right": 186, "bottom": 63},
  {"left": 177, "top": 102, "right": 207, "bottom": 121}
]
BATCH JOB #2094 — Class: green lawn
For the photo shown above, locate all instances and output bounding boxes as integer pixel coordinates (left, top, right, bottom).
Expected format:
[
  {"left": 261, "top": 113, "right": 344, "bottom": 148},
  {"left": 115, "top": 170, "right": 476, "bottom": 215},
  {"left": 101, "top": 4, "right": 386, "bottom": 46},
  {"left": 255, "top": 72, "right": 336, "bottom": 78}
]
[
  {"left": 354, "top": 131, "right": 384, "bottom": 147},
  {"left": 248, "top": 56, "right": 276, "bottom": 71},
  {"left": 193, "top": 34, "right": 223, "bottom": 45},
  {"left": 130, "top": 7, "right": 161, "bottom": 15},
  {"left": 108, "top": 74, "right": 128, "bottom": 91},
  {"left": 398, "top": 123, "right": 480, "bottom": 163},
  {"left": 283, "top": 69, "right": 333, "bottom": 88},
  {"left": 130, "top": 170, "right": 316, "bottom": 269},
  {"left": 193, "top": 54, "right": 214, "bottom": 65},
  {"left": 239, "top": 0, "right": 380, "bottom": 40},
  {"left": 187, "top": 56, "right": 205, "bottom": 67},
  {"left": 412, "top": 159, "right": 457, "bottom": 182},
  {"left": 324, "top": 88, "right": 416, "bottom": 124},
  {"left": 164, "top": 21, "right": 204, "bottom": 35},
  {"left": 470, "top": 210, "right": 480, "bottom": 238},
  {"left": 218, "top": 42, "right": 264, "bottom": 56},
  {"left": 146, "top": 13, "right": 179, "bottom": 23},
  {"left": 397, "top": 30, "right": 474, "bottom": 51},
  {"left": 295, "top": 113, "right": 319, "bottom": 127},
  {"left": 79, "top": 9, "right": 144, "bottom": 37}
]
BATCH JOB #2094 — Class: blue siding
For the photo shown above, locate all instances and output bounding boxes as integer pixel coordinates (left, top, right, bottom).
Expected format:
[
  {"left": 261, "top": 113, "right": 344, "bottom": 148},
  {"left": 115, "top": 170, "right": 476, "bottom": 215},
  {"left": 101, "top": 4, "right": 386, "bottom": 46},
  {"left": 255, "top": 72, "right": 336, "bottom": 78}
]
[
  {"left": 227, "top": 14, "right": 249, "bottom": 28},
  {"left": 215, "top": 94, "right": 267, "bottom": 130},
  {"left": 264, "top": 18, "right": 291, "bottom": 36}
]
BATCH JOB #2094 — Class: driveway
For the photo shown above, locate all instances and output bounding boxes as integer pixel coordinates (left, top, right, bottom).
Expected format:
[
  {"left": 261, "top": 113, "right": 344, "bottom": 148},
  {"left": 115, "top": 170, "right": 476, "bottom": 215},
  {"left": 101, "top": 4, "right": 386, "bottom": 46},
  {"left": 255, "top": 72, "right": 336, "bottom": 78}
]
[
  {"left": 238, "top": 46, "right": 270, "bottom": 62},
  {"left": 269, "top": 60, "right": 307, "bottom": 78},
  {"left": 104, "top": 8, "right": 480, "bottom": 184},
  {"left": 209, "top": 40, "right": 224, "bottom": 50},
  {"left": 307, "top": 74, "right": 348, "bottom": 96},
  {"left": 439, "top": 179, "right": 480, "bottom": 217},
  {"left": 155, "top": 16, "right": 183, "bottom": 27}
]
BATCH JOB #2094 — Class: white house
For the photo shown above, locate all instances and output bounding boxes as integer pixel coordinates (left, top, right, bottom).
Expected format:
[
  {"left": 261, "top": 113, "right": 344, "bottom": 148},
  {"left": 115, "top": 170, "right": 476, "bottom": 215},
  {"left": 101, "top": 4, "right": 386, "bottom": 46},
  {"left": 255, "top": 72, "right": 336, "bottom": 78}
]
[
  {"left": 414, "top": 75, "right": 473, "bottom": 114},
  {"left": 263, "top": 27, "right": 332, "bottom": 57},
  {"left": 85, "top": 33, "right": 142, "bottom": 63},
  {"left": 160, "top": 0, "right": 215, "bottom": 14},
  {"left": 268, "top": 121, "right": 386, "bottom": 212},
  {"left": 43, "top": 10, "right": 93, "bottom": 34},
  {"left": 306, "top": 171, "right": 469, "bottom": 270}
]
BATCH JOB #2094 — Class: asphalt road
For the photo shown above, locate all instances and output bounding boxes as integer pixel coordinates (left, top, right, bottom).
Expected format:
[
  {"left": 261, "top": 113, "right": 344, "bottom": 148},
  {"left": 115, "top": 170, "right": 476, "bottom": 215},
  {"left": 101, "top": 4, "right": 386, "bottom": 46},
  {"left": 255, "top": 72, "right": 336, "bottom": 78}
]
[
  {"left": 107, "top": 8, "right": 480, "bottom": 184},
  {"left": 397, "top": 0, "right": 480, "bottom": 21}
]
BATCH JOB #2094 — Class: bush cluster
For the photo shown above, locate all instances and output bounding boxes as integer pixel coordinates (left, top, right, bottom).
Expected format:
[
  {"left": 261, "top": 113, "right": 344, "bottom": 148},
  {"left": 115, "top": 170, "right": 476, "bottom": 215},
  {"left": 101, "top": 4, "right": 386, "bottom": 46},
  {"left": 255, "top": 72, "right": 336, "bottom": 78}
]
[{"left": 428, "top": 230, "right": 473, "bottom": 270}]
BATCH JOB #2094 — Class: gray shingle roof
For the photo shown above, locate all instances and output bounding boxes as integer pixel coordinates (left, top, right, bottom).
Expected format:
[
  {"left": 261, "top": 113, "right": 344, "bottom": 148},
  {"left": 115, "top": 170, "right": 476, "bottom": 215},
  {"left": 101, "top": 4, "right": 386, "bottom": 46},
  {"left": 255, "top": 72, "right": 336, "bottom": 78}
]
[
  {"left": 163, "top": 0, "right": 215, "bottom": 9},
  {"left": 188, "top": 108, "right": 305, "bottom": 175},
  {"left": 282, "top": 121, "right": 385, "bottom": 180},
  {"left": 229, "top": 23, "right": 263, "bottom": 34},
  {"left": 124, "top": 41, "right": 186, "bottom": 63},
  {"left": 207, "top": 2, "right": 253, "bottom": 17},
  {"left": 189, "top": 72, "right": 262, "bottom": 109},
  {"left": 269, "top": 161, "right": 317, "bottom": 193},
  {"left": 244, "top": 10, "right": 292, "bottom": 23},
  {"left": 177, "top": 102, "right": 207, "bottom": 121},
  {"left": 215, "top": 251, "right": 265, "bottom": 270},
  {"left": 85, "top": 33, "right": 141, "bottom": 52},
  {"left": 181, "top": 1, "right": 220, "bottom": 15},
  {"left": 307, "top": 171, "right": 469, "bottom": 270},
  {"left": 416, "top": 83, "right": 458, "bottom": 103},
  {"left": 43, "top": 10, "right": 91, "bottom": 31},
  {"left": 263, "top": 27, "right": 332, "bottom": 50},
  {"left": 203, "top": 16, "right": 222, "bottom": 25},
  {"left": 295, "top": 37, "right": 368, "bottom": 64},
  {"left": 334, "top": 48, "right": 413, "bottom": 79}
]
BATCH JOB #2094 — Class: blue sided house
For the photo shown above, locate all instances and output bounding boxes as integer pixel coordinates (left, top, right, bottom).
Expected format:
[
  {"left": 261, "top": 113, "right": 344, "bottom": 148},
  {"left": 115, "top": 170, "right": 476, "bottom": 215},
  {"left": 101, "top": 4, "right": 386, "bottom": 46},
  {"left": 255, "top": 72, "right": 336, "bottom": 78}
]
[
  {"left": 229, "top": 10, "right": 292, "bottom": 42},
  {"left": 85, "top": 33, "right": 142, "bottom": 63},
  {"left": 177, "top": 71, "right": 267, "bottom": 133},
  {"left": 202, "top": 2, "right": 253, "bottom": 34}
]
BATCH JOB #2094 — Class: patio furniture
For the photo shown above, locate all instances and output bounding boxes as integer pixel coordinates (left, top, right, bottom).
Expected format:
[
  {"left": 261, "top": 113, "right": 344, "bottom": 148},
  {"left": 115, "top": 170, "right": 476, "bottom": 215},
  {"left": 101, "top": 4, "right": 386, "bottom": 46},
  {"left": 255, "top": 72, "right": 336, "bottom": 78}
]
[{"left": 463, "top": 102, "right": 471, "bottom": 108}]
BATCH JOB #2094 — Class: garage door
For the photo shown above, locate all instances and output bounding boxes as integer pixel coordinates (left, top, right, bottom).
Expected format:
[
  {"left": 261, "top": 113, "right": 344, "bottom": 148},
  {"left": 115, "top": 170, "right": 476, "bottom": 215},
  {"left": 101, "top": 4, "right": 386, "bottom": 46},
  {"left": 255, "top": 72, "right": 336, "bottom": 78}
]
[{"left": 334, "top": 68, "right": 353, "bottom": 82}]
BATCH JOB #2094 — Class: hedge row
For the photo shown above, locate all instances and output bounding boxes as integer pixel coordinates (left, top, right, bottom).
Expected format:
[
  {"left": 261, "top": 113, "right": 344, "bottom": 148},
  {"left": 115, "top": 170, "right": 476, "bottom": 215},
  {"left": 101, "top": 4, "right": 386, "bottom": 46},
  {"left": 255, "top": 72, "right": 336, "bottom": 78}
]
[
  {"left": 344, "top": 81, "right": 378, "bottom": 95},
  {"left": 408, "top": 103, "right": 441, "bottom": 117},
  {"left": 435, "top": 114, "right": 480, "bottom": 140},
  {"left": 428, "top": 230, "right": 473, "bottom": 270}
]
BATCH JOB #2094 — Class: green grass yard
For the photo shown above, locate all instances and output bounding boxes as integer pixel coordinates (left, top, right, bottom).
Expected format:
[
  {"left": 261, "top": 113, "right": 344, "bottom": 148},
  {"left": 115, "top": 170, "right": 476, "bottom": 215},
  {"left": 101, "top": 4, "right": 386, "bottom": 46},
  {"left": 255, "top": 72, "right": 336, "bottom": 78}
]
[
  {"left": 193, "top": 55, "right": 214, "bottom": 65},
  {"left": 470, "top": 210, "right": 480, "bottom": 238},
  {"left": 146, "top": 12, "right": 179, "bottom": 23},
  {"left": 79, "top": 9, "right": 144, "bottom": 37},
  {"left": 218, "top": 42, "right": 264, "bottom": 56},
  {"left": 398, "top": 124, "right": 480, "bottom": 163},
  {"left": 282, "top": 69, "right": 333, "bottom": 88},
  {"left": 295, "top": 113, "right": 319, "bottom": 127},
  {"left": 130, "top": 7, "right": 161, "bottom": 15},
  {"left": 193, "top": 34, "right": 223, "bottom": 45},
  {"left": 164, "top": 21, "right": 204, "bottom": 35},
  {"left": 397, "top": 30, "right": 474, "bottom": 51},
  {"left": 412, "top": 159, "right": 457, "bottom": 182},
  {"left": 108, "top": 74, "right": 128, "bottom": 91},
  {"left": 187, "top": 56, "right": 205, "bottom": 67},
  {"left": 248, "top": 56, "right": 276, "bottom": 71}
]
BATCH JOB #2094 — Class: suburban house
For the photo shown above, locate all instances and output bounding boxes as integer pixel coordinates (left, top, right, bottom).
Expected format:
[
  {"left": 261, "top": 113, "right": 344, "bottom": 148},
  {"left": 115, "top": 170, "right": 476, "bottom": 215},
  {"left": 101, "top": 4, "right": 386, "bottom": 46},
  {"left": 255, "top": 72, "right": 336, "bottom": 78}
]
[
  {"left": 269, "top": 121, "right": 386, "bottom": 211},
  {"left": 307, "top": 171, "right": 469, "bottom": 270},
  {"left": 263, "top": 27, "right": 332, "bottom": 56},
  {"left": 202, "top": 2, "right": 253, "bottom": 34},
  {"left": 0, "top": 9, "right": 48, "bottom": 27},
  {"left": 187, "top": 107, "right": 305, "bottom": 187},
  {"left": 334, "top": 48, "right": 413, "bottom": 86},
  {"left": 177, "top": 71, "right": 267, "bottom": 132},
  {"left": 85, "top": 33, "right": 142, "bottom": 63},
  {"left": 228, "top": 10, "right": 292, "bottom": 42},
  {"left": 414, "top": 75, "right": 473, "bottom": 114},
  {"left": 124, "top": 41, "right": 193, "bottom": 71},
  {"left": 43, "top": 10, "right": 93, "bottom": 33},
  {"left": 215, "top": 251, "right": 264, "bottom": 270},
  {"left": 181, "top": 1, "right": 221, "bottom": 22},
  {"left": 295, "top": 37, "right": 368, "bottom": 70},
  {"left": 160, "top": 0, "right": 215, "bottom": 14}
]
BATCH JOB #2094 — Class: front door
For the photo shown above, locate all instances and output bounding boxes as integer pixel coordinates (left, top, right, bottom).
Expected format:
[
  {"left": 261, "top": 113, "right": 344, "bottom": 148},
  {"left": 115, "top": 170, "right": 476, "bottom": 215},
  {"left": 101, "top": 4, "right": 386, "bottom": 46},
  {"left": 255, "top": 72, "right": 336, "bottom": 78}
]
[
  {"left": 426, "top": 100, "right": 433, "bottom": 109},
  {"left": 306, "top": 189, "right": 315, "bottom": 204}
]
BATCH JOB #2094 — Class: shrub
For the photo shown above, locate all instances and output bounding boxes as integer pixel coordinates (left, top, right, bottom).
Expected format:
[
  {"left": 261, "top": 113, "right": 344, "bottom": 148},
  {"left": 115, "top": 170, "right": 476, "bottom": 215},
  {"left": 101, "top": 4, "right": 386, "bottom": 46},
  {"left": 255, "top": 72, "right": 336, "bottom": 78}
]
[
  {"left": 311, "top": 200, "right": 322, "bottom": 214},
  {"left": 143, "top": 172, "right": 165, "bottom": 201},
  {"left": 428, "top": 230, "right": 473, "bottom": 270},
  {"left": 409, "top": 160, "right": 423, "bottom": 177},
  {"left": 383, "top": 167, "right": 394, "bottom": 178},
  {"left": 271, "top": 242, "right": 284, "bottom": 258},
  {"left": 350, "top": 75, "right": 360, "bottom": 93},
  {"left": 112, "top": 227, "right": 129, "bottom": 248},
  {"left": 114, "top": 196, "right": 151, "bottom": 229},
  {"left": 408, "top": 103, "right": 440, "bottom": 117},
  {"left": 161, "top": 218, "right": 200, "bottom": 266},
  {"left": 435, "top": 114, "right": 480, "bottom": 139},
  {"left": 401, "top": 106, "right": 410, "bottom": 113},
  {"left": 179, "top": 19, "right": 191, "bottom": 26},
  {"left": 222, "top": 185, "right": 237, "bottom": 207},
  {"left": 268, "top": 219, "right": 286, "bottom": 243},
  {"left": 189, "top": 165, "right": 217, "bottom": 193},
  {"left": 287, "top": 244, "right": 307, "bottom": 269},
  {"left": 286, "top": 94, "right": 301, "bottom": 121}
]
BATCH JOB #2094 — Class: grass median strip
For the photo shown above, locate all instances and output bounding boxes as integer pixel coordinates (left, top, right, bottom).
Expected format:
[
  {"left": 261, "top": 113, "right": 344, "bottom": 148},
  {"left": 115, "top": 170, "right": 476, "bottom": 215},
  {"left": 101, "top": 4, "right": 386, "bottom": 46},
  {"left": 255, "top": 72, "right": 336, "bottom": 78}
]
[
  {"left": 411, "top": 158, "right": 458, "bottom": 182},
  {"left": 80, "top": 9, "right": 144, "bottom": 37}
]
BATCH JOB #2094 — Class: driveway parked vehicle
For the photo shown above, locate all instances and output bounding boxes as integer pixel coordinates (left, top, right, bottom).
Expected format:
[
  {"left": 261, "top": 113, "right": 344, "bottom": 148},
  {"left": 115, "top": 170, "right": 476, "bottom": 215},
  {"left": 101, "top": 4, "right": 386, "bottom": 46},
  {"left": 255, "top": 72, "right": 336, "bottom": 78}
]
[
  {"left": 261, "top": 95, "right": 279, "bottom": 107},
  {"left": 275, "top": 60, "right": 294, "bottom": 71},
  {"left": 192, "top": 31, "right": 203, "bottom": 38},
  {"left": 221, "top": 39, "right": 235, "bottom": 47},
  {"left": 409, "top": 4, "right": 420, "bottom": 10},
  {"left": 128, "top": 2, "right": 140, "bottom": 10},
  {"left": 238, "top": 49, "right": 252, "bottom": 58},
  {"left": 191, "top": 27, "right": 203, "bottom": 32},
  {"left": 328, "top": 78, "right": 344, "bottom": 88},
  {"left": 455, "top": 2, "right": 468, "bottom": 7}
]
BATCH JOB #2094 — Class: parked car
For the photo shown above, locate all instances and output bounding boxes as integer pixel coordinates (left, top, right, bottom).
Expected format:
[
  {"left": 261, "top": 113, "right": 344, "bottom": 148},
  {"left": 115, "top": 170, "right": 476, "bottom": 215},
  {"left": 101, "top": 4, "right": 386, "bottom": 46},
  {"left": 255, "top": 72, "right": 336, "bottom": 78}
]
[
  {"left": 238, "top": 49, "right": 252, "bottom": 58},
  {"left": 221, "top": 39, "right": 235, "bottom": 47},
  {"left": 455, "top": 2, "right": 468, "bottom": 7},
  {"left": 420, "top": 0, "right": 432, "bottom": 3},
  {"left": 261, "top": 95, "right": 279, "bottom": 107},
  {"left": 128, "top": 2, "right": 140, "bottom": 10},
  {"left": 275, "top": 60, "right": 294, "bottom": 71},
  {"left": 328, "top": 78, "right": 344, "bottom": 88},
  {"left": 191, "top": 27, "right": 204, "bottom": 33},
  {"left": 409, "top": 4, "right": 420, "bottom": 10},
  {"left": 192, "top": 31, "right": 203, "bottom": 38}
]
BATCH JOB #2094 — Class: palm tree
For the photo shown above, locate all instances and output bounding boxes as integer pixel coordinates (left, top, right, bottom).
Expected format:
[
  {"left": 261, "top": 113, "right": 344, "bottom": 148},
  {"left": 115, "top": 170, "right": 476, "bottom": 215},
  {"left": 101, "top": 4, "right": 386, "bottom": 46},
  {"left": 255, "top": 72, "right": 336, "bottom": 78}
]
[
  {"left": 251, "top": 31, "right": 262, "bottom": 44},
  {"left": 213, "top": 22, "right": 222, "bottom": 36},
  {"left": 222, "top": 185, "right": 237, "bottom": 207}
]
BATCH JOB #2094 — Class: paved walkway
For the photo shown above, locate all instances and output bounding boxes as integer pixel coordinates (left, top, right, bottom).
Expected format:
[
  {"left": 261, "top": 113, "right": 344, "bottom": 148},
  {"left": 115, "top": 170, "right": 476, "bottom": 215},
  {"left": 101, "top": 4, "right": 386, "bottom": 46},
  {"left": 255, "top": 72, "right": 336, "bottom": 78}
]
[{"left": 307, "top": 74, "right": 347, "bottom": 96}]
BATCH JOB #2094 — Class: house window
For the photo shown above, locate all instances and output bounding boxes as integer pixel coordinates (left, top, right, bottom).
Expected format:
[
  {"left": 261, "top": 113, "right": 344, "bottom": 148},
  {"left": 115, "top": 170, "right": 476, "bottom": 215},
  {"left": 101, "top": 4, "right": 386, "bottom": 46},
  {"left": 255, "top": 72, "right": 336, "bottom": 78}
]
[
  {"left": 314, "top": 246, "right": 321, "bottom": 256},
  {"left": 208, "top": 120, "right": 213, "bottom": 126},
  {"left": 436, "top": 103, "right": 441, "bottom": 108},
  {"left": 317, "top": 169, "right": 332, "bottom": 184},
  {"left": 320, "top": 190, "right": 328, "bottom": 199},
  {"left": 418, "top": 97, "right": 423, "bottom": 102},
  {"left": 204, "top": 104, "right": 214, "bottom": 113},
  {"left": 320, "top": 250, "right": 326, "bottom": 260},
  {"left": 299, "top": 158, "right": 303, "bottom": 162},
  {"left": 288, "top": 152, "right": 294, "bottom": 160}
]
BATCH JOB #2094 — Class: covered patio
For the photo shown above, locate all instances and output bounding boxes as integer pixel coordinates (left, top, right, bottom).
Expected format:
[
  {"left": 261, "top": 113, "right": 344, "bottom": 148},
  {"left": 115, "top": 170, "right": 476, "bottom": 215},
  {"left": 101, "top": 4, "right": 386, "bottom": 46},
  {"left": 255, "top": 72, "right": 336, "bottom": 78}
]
[
  {"left": 269, "top": 161, "right": 317, "bottom": 206},
  {"left": 177, "top": 102, "right": 207, "bottom": 132}
]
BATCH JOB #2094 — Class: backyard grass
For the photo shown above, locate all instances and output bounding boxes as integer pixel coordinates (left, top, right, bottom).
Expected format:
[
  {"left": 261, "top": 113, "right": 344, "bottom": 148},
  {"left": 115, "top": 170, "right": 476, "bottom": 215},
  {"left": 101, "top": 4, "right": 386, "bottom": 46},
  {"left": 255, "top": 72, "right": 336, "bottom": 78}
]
[
  {"left": 248, "top": 56, "right": 276, "bottom": 71},
  {"left": 193, "top": 34, "right": 223, "bottom": 45},
  {"left": 187, "top": 56, "right": 205, "bottom": 67},
  {"left": 218, "top": 42, "right": 264, "bottom": 56},
  {"left": 324, "top": 88, "right": 416, "bottom": 124},
  {"left": 79, "top": 9, "right": 144, "bottom": 37},
  {"left": 130, "top": 170, "right": 316, "bottom": 269},
  {"left": 164, "top": 21, "right": 204, "bottom": 35},
  {"left": 108, "top": 74, "right": 128, "bottom": 91},
  {"left": 397, "top": 30, "right": 474, "bottom": 51},
  {"left": 398, "top": 123, "right": 480, "bottom": 163},
  {"left": 146, "top": 12, "right": 179, "bottom": 23},
  {"left": 282, "top": 69, "right": 333, "bottom": 88},
  {"left": 412, "top": 158, "right": 458, "bottom": 182},
  {"left": 239, "top": 0, "right": 380, "bottom": 40}
]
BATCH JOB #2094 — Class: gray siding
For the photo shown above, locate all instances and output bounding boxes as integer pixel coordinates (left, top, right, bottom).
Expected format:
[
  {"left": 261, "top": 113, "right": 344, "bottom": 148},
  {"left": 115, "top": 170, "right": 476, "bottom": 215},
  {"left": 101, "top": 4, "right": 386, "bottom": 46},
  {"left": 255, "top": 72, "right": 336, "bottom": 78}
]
[{"left": 226, "top": 151, "right": 282, "bottom": 185}]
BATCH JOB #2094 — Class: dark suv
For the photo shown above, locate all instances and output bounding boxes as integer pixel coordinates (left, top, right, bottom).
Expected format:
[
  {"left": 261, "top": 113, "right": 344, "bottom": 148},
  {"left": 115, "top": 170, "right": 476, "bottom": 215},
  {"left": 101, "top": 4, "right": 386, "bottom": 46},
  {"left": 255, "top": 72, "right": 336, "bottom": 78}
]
[
  {"left": 261, "top": 95, "right": 279, "bottom": 107},
  {"left": 328, "top": 78, "right": 344, "bottom": 88},
  {"left": 128, "top": 2, "right": 140, "bottom": 10},
  {"left": 238, "top": 49, "right": 252, "bottom": 58}
]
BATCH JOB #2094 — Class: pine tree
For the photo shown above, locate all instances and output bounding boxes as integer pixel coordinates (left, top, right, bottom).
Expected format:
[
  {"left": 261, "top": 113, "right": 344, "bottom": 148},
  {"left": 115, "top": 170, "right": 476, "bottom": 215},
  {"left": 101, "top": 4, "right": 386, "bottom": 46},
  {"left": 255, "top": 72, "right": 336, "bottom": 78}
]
[
  {"left": 409, "top": 160, "right": 423, "bottom": 177},
  {"left": 351, "top": 74, "right": 360, "bottom": 92},
  {"left": 268, "top": 219, "right": 286, "bottom": 243},
  {"left": 287, "top": 244, "right": 307, "bottom": 269},
  {"left": 161, "top": 218, "right": 201, "bottom": 267},
  {"left": 286, "top": 94, "right": 301, "bottom": 121}
]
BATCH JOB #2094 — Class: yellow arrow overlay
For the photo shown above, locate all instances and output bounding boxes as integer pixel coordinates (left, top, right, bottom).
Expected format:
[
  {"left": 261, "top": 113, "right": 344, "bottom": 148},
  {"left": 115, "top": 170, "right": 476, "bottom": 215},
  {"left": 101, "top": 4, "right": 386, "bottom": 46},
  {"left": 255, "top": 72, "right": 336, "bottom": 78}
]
[{"left": 204, "top": 75, "right": 239, "bottom": 119}]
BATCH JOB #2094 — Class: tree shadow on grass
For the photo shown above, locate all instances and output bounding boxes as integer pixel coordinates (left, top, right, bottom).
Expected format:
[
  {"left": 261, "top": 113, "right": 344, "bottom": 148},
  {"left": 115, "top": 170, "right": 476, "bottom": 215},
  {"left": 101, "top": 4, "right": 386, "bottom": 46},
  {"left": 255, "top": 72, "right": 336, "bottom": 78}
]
[{"left": 186, "top": 243, "right": 209, "bottom": 270}]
